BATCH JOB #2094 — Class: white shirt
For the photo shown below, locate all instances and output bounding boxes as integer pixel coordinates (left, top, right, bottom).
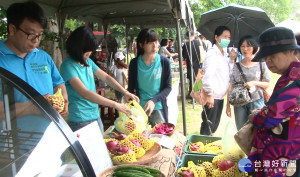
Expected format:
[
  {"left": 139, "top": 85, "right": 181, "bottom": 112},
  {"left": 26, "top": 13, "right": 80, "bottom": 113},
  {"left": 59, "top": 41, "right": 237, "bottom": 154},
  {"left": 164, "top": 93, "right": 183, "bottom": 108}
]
[
  {"left": 110, "top": 65, "right": 127, "bottom": 86},
  {"left": 202, "top": 45, "right": 231, "bottom": 99}
]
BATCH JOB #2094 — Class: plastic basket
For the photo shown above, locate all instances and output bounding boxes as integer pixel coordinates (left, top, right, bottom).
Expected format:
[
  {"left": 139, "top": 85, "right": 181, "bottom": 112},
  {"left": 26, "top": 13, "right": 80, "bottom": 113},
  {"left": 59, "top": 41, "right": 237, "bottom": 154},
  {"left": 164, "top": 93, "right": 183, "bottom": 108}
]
[
  {"left": 184, "top": 134, "right": 222, "bottom": 155},
  {"left": 181, "top": 153, "right": 215, "bottom": 167}
]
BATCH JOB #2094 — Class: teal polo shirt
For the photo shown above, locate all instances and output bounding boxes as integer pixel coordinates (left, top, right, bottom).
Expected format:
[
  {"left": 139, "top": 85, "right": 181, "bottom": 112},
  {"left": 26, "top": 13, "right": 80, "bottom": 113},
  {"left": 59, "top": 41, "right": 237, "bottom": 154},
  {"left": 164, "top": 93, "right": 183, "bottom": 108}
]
[
  {"left": 60, "top": 57, "right": 99, "bottom": 122},
  {"left": 0, "top": 40, "right": 64, "bottom": 102},
  {"left": 137, "top": 53, "right": 162, "bottom": 110}
]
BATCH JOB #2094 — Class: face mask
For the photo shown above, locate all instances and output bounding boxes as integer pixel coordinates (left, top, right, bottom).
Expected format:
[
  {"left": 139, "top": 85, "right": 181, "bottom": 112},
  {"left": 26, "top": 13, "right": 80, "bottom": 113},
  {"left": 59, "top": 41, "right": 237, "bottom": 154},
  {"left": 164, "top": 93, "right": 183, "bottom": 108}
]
[{"left": 218, "top": 39, "right": 230, "bottom": 48}]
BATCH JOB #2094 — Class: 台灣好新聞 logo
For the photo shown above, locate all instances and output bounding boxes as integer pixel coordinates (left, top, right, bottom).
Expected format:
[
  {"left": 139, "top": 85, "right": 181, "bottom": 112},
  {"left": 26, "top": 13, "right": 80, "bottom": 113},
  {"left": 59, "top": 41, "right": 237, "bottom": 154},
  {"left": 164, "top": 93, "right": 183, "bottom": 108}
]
[{"left": 238, "top": 158, "right": 253, "bottom": 172}]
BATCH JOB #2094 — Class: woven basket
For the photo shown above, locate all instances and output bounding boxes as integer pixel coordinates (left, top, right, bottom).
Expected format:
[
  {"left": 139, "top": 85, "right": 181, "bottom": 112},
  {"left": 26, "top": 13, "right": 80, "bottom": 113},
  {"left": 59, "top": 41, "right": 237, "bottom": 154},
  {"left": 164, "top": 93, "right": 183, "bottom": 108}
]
[
  {"left": 152, "top": 123, "right": 175, "bottom": 136},
  {"left": 98, "top": 165, "right": 166, "bottom": 177},
  {"left": 98, "top": 164, "right": 166, "bottom": 177},
  {"left": 113, "top": 142, "right": 161, "bottom": 165}
]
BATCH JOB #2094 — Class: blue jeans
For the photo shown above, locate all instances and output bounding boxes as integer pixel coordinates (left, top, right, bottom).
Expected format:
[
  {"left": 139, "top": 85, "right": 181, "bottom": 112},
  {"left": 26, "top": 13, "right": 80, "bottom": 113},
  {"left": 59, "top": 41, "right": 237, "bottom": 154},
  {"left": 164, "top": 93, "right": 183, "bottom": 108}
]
[
  {"left": 148, "top": 110, "right": 165, "bottom": 127},
  {"left": 68, "top": 117, "right": 104, "bottom": 133},
  {"left": 234, "top": 98, "right": 264, "bottom": 130}
]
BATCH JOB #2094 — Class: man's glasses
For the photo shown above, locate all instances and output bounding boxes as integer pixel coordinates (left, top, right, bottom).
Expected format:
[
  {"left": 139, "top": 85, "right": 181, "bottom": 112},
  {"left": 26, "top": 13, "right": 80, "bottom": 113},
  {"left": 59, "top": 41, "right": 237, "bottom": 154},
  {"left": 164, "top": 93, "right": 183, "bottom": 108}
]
[{"left": 16, "top": 26, "right": 44, "bottom": 41}]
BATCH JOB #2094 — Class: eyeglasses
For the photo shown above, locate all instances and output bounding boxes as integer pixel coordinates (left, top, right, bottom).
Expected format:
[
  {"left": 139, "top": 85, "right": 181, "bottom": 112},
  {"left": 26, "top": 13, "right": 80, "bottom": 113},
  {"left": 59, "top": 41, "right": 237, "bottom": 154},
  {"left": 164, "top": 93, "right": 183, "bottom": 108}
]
[
  {"left": 240, "top": 45, "right": 253, "bottom": 49},
  {"left": 16, "top": 26, "right": 44, "bottom": 41}
]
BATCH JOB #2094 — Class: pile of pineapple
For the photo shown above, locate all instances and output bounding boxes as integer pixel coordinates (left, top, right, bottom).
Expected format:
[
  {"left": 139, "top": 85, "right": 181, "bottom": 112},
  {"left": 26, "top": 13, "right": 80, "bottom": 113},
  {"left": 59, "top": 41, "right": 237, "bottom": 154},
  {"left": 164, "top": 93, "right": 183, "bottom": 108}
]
[
  {"left": 104, "top": 130, "right": 155, "bottom": 163},
  {"left": 176, "top": 153, "right": 247, "bottom": 177},
  {"left": 189, "top": 140, "right": 223, "bottom": 154},
  {"left": 114, "top": 100, "right": 149, "bottom": 135},
  {"left": 46, "top": 88, "right": 65, "bottom": 113}
]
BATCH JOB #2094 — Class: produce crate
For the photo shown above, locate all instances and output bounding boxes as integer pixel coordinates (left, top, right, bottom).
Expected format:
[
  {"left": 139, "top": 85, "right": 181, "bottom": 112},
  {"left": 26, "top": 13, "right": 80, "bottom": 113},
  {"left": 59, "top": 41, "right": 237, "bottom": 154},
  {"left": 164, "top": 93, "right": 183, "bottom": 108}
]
[
  {"left": 181, "top": 153, "right": 215, "bottom": 167},
  {"left": 184, "top": 134, "right": 222, "bottom": 155}
]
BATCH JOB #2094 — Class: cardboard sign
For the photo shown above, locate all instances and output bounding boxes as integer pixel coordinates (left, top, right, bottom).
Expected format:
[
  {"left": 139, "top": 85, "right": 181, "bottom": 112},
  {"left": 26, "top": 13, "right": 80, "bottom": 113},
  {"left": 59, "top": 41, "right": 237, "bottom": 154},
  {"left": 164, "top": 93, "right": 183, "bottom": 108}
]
[{"left": 75, "top": 122, "right": 113, "bottom": 175}]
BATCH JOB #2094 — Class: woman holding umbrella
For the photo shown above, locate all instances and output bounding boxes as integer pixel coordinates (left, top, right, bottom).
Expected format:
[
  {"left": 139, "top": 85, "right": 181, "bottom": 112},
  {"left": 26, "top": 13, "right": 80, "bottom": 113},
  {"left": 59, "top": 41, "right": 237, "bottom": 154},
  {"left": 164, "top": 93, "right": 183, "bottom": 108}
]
[{"left": 200, "top": 26, "right": 235, "bottom": 135}]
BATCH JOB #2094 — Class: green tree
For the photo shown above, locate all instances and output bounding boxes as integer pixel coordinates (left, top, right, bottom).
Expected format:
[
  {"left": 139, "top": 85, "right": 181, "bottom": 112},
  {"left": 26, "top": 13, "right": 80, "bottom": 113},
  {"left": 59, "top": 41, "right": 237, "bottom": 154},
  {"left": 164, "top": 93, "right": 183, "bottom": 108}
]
[
  {"left": 0, "top": 7, "right": 7, "bottom": 40},
  {"left": 190, "top": 0, "right": 224, "bottom": 27},
  {"left": 190, "top": 0, "right": 297, "bottom": 26},
  {"left": 64, "top": 19, "right": 85, "bottom": 31},
  {"left": 227, "top": 0, "right": 295, "bottom": 24}
]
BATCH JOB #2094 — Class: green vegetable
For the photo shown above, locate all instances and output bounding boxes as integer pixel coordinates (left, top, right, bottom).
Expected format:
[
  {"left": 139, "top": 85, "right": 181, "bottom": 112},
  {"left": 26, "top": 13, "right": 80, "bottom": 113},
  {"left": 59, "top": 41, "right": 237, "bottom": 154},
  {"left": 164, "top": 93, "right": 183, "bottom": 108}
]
[
  {"left": 113, "top": 171, "right": 152, "bottom": 177},
  {"left": 144, "top": 167, "right": 161, "bottom": 174},
  {"left": 114, "top": 166, "right": 150, "bottom": 174}
]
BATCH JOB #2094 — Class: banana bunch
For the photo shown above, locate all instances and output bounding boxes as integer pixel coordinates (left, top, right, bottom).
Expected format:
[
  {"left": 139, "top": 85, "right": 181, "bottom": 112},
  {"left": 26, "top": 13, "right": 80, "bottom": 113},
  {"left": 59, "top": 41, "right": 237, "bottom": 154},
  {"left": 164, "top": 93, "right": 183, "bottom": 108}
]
[{"left": 47, "top": 88, "right": 65, "bottom": 113}]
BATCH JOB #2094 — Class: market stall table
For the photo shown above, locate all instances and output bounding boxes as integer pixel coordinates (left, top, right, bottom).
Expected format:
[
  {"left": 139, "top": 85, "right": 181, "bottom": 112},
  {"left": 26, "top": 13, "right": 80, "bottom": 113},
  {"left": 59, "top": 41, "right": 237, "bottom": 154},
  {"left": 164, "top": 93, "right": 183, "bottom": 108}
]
[{"left": 103, "top": 126, "right": 187, "bottom": 177}]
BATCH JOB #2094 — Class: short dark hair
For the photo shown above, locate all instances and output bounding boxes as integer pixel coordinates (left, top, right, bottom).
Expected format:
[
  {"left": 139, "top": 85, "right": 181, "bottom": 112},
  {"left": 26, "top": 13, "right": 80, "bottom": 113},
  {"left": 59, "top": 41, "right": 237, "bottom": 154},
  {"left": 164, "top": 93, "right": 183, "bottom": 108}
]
[
  {"left": 237, "top": 35, "right": 259, "bottom": 54},
  {"left": 186, "top": 31, "right": 195, "bottom": 37},
  {"left": 66, "top": 26, "right": 98, "bottom": 66},
  {"left": 136, "top": 28, "right": 159, "bottom": 56},
  {"left": 6, "top": 1, "right": 47, "bottom": 33},
  {"left": 213, "top": 26, "right": 231, "bottom": 44},
  {"left": 160, "top": 39, "right": 168, "bottom": 46}
]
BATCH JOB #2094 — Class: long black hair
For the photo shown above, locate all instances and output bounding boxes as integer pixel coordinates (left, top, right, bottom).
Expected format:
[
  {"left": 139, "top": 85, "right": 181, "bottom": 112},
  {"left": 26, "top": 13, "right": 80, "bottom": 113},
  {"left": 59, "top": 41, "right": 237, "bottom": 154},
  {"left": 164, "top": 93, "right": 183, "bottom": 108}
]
[
  {"left": 66, "top": 26, "right": 98, "bottom": 66},
  {"left": 136, "top": 28, "right": 159, "bottom": 56},
  {"left": 213, "top": 26, "right": 231, "bottom": 44}
]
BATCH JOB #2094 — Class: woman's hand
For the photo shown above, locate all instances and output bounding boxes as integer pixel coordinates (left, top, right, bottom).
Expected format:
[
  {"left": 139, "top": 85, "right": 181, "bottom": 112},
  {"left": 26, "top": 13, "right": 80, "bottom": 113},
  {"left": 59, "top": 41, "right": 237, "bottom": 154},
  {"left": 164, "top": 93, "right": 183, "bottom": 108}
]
[
  {"left": 244, "top": 81, "right": 256, "bottom": 89},
  {"left": 144, "top": 100, "right": 155, "bottom": 116},
  {"left": 229, "top": 49, "right": 237, "bottom": 62},
  {"left": 114, "top": 102, "right": 132, "bottom": 117},
  {"left": 124, "top": 91, "right": 140, "bottom": 103},
  {"left": 226, "top": 104, "right": 231, "bottom": 117},
  {"left": 206, "top": 95, "right": 214, "bottom": 109}
]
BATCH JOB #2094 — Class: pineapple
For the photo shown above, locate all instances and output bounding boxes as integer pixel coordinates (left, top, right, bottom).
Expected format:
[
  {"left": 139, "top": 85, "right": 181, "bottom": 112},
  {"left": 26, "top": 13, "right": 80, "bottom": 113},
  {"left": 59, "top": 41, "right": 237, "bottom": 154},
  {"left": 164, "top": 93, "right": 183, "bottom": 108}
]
[{"left": 47, "top": 88, "right": 65, "bottom": 113}]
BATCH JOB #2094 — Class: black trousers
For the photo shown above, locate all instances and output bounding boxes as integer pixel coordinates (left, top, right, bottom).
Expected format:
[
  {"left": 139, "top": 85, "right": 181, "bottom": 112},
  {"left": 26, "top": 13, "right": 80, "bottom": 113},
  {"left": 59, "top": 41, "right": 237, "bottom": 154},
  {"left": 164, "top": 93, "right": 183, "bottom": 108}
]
[{"left": 200, "top": 99, "right": 224, "bottom": 135}]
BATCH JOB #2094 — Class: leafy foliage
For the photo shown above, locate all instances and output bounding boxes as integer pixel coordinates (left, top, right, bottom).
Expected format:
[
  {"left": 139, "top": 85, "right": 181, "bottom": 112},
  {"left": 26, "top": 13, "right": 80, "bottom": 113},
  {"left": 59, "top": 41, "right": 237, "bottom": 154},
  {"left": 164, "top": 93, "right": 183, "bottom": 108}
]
[
  {"left": 190, "top": 0, "right": 297, "bottom": 26},
  {"left": 0, "top": 7, "right": 7, "bottom": 40},
  {"left": 65, "top": 19, "right": 85, "bottom": 31}
]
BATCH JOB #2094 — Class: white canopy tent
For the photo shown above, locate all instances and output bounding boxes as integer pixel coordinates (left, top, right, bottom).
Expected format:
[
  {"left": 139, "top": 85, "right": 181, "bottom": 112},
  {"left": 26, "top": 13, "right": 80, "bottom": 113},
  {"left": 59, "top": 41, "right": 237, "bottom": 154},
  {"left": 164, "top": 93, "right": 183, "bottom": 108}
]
[{"left": 0, "top": 0, "right": 197, "bottom": 135}]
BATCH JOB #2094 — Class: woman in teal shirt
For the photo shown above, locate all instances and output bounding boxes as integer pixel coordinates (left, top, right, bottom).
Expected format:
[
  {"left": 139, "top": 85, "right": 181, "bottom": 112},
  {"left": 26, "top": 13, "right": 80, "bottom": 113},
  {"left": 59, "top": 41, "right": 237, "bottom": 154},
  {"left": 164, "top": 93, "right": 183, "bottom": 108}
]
[
  {"left": 128, "top": 29, "right": 172, "bottom": 127},
  {"left": 60, "top": 26, "right": 139, "bottom": 132}
]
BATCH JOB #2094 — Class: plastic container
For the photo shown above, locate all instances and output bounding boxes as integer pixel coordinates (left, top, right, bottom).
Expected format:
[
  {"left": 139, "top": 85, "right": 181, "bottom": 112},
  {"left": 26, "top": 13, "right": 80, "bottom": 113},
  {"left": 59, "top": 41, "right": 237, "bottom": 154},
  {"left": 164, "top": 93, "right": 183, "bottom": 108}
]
[
  {"left": 181, "top": 153, "right": 215, "bottom": 167},
  {"left": 184, "top": 134, "right": 222, "bottom": 155}
]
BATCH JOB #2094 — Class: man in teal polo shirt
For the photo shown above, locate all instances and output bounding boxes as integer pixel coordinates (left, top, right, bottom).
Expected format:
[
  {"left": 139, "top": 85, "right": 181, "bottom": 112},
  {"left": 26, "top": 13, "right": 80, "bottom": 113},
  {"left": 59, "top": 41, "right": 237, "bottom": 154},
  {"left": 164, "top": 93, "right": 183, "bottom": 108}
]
[{"left": 0, "top": 1, "right": 68, "bottom": 132}]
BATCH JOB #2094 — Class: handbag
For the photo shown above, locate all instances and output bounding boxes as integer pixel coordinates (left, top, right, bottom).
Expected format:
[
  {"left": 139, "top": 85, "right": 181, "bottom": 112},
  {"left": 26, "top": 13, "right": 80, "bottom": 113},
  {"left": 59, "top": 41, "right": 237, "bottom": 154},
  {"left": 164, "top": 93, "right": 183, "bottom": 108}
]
[
  {"left": 234, "top": 120, "right": 255, "bottom": 155},
  {"left": 259, "top": 62, "right": 272, "bottom": 103},
  {"left": 228, "top": 63, "right": 252, "bottom": 106}
]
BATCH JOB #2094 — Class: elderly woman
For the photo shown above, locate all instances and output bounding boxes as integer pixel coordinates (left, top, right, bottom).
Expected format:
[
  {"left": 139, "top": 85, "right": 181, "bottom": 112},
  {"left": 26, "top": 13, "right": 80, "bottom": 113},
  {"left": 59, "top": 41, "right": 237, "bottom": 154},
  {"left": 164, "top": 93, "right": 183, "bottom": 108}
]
[{"left": 249, "top": 27, "right": 300, "bottom": 177}]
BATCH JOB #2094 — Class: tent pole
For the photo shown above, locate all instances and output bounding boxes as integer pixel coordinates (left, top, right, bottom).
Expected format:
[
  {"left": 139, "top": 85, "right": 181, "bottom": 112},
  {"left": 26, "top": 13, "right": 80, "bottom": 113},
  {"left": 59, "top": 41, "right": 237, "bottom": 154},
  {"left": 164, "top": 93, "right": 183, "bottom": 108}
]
[
  {"left": 176, "top": 19, "right": 187, "bottom": 136},
  {"left": 125, "top": 24, "right": 130, "bottom": 64},
  {"left": 188, "top": 31, "right": 195, "bottom": 109}
]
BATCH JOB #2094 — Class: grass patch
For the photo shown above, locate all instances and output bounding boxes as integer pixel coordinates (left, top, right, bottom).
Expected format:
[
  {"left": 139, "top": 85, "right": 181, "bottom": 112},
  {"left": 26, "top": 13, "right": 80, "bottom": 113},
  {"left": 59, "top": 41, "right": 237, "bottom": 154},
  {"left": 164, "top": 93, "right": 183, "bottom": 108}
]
[{"left": 175, "top": 72, "right": 281, "bottom": 136}]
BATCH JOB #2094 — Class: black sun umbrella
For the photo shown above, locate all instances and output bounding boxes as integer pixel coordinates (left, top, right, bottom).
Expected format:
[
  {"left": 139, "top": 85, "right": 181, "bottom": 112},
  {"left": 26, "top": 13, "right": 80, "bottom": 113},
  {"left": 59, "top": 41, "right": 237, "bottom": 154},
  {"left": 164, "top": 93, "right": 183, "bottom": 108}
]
[{"left": 198, "top": 3, "right": 274, "bottom": 47}]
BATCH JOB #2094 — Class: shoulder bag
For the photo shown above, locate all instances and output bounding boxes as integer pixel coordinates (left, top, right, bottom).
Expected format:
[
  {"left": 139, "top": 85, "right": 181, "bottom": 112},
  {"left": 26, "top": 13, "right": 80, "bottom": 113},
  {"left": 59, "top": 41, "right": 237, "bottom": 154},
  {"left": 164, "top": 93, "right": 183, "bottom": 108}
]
[
  {"left": 234, "top": 120, "right": 255, "bottom": 155},
  {"left": 228, "top": 63, "right": 252, "bottom": 106}
]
